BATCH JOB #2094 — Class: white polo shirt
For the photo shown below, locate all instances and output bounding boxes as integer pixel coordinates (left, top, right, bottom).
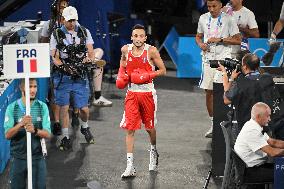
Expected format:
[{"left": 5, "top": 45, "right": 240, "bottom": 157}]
[
  {"left": 234, "top": 119, "right": 270, "bottom": 167},
  {"left": 197, "top": 12, "right": 239, "bottom": 62}
]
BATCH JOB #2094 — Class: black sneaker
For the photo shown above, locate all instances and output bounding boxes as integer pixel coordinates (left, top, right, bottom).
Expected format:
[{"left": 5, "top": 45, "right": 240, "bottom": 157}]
[
  {"left": 80, "top": 127, "right": 95, "bottom": 144},
  {"left": 71, "top": 112, "right": 80, "bottom": 128},
  {"left": 59, "top": 136, "right": 71, "bottom": 151},
  {"left": 52, "top": 122, "right": 62, "bottom": 136}
]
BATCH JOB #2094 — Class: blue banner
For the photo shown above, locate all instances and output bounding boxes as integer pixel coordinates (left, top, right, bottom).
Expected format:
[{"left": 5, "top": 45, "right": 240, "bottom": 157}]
[
  {"left": 249, "top": 38, "right": 284, "bottom": 67},
  {"left": 160, "top": 27, "right": 179, "bottom": 66},
  {"left": 0, "top": 80, "right": 21, "bottom": 173},
  {"left": 160, "top": 27, "right": 202, "bottom": 78},
  {"left": 274, "top": 157, "right": 284, "bottom": 189}
]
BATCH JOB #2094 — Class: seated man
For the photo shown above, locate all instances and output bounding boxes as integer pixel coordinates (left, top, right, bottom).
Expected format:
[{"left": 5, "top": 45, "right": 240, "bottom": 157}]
[{"left": 234, "top": 102, "right": 284, "bottom": 183}]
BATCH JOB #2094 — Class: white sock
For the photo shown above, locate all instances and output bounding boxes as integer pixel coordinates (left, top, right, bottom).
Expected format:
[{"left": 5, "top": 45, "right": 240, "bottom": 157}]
[
  {"left": 80, "top": 118, "right": 89, "bottom": 129},
  {"left": 62, "top": 128, "right": 69, "bottom": 139},
  {"left": 151, "top": 145, "right": 156, "bottom": 151},
  {"left": 210, "top": 116, "right": 213, "bottom": 127},
  {"left": 127, "top": 153, "right": 133, "bottom": 166}
]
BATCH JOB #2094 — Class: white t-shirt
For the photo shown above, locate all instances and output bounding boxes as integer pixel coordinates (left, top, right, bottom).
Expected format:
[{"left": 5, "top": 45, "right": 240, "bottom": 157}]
[
  {"left": 234, "top": 119, "right": 270, "bottom": 167},
  {"left": 280, "top": 2, "right": 284, "bottom": 20},
  {"left": 50, "top": 24, "right": 94, "bottom": 59},
  {"left": 197, "top": 12, "right": 239, "bottom": 62},
  {"left": 231, "top": 6, "right": 258, "bottom": 54}
]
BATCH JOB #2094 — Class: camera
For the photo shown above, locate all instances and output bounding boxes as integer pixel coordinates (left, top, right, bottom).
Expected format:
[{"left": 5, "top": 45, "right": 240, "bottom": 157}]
[{"left": 209, "top": 58, "right": 241, "bottom": 72}]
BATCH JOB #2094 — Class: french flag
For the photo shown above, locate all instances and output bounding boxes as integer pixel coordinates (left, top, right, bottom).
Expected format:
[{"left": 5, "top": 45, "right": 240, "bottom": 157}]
[{"left": 17, "top": 59, "right": 37, "bottom": 73}]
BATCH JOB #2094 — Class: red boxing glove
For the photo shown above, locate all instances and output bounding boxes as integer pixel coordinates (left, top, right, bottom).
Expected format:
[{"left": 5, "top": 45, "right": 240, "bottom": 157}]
[
  {"left": 116, "top": 67, "right": 129, "bottom": 89},
  {"left": 130, "top": 68, "right": 157, "bottom": 84}
]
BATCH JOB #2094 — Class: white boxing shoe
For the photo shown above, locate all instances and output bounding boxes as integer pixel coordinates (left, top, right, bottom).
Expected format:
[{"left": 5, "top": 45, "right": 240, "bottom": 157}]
[
  {"left": 121, "top": 165, "right": 137, "bottom": 178},
  {"left": 205, "top": 126, "right": 213, "bottom": 138},
  {"left": 149, "top": 149, "right": 159, "bottom": 171}
]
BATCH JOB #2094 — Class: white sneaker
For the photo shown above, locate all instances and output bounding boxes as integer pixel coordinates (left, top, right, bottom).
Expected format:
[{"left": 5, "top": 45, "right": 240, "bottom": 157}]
[
  {"left": 92, "top": 96, "right": 113, "bottom": 107},
  {"left": 149, "top": 149, "right": 159, "bottom": 171},
  {"left": 121, "top": 165, "right": 137, "bottom": 178},
  {"left": 205, "top": 126, "right": 213, "bottom": 138}
]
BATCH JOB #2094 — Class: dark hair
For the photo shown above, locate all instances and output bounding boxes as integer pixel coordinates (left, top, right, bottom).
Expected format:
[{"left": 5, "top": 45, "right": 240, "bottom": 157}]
[
  {"left": 236, "top": 50, "right": 251, "bottom": 62},
  {"left": 242, "top": 53, "right": 260, "bottom": 71},
  {"left": 132, "top": 24, "right": 145, "bottom": 32}
]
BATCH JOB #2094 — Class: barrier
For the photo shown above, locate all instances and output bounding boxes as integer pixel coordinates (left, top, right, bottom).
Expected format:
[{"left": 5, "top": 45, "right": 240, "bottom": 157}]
[
  {"left": 274, "top": 157, "right": 284, "bottom": 189},
  {"left": 160, "top": 27, "right": 283, "bottom": 78}
]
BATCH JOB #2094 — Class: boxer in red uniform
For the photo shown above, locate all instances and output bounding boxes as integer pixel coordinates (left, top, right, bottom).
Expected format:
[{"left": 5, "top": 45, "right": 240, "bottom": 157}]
[{"left": 116, "top": 24, "right": 166, "bottom": 178}]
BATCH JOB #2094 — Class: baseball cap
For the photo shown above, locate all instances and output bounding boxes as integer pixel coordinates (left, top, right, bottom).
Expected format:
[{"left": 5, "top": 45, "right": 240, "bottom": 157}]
[{"left": 62, "top": 6, "right": 78, "bottom": 21}]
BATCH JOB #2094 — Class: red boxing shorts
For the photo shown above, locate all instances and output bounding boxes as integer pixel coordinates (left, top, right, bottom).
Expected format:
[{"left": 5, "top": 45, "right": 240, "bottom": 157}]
[{"left": 120, "top": 90, "right": 157, "bottom": 130}]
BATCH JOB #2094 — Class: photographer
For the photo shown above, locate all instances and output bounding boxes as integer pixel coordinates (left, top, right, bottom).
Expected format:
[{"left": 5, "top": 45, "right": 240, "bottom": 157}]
[
  {"left": 195, "top": 0, "right": 241, "bottom": 138},
  {"left": 50, "top": 6, "right": 95, "bottom": 150},
  {"left": 220, "top": 53, "right": 277, "bottom": 134}
]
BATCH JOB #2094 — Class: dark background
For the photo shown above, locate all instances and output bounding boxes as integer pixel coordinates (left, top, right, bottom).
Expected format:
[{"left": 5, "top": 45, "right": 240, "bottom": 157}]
[{"left": 0, "top": 0, "right": 284, "bottom": 69}]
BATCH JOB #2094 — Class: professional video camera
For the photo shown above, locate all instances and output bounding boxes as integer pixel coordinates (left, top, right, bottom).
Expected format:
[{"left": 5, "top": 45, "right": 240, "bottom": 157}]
[
  {"left": 209, "top": 58, "right": 241, "bottom": 72},
  {"left": 59, "top": 43, "right": 104, "bottom": 79}
]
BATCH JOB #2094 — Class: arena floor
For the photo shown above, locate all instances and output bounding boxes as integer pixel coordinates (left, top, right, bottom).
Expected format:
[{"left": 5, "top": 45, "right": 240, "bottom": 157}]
[{"left": 0, "top": 70, "right": 222, "bottom": 189}]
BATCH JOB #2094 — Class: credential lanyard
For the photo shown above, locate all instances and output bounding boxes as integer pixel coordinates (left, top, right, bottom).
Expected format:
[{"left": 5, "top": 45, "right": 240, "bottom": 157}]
[
  {"left": 60, "top": 25, "right": 77, "bottom": 45},
  {"left": 207, "top": 13, "right": 222, "bottom": 38},
  {"left": 17, "top": 99, "right": 26, "bottom": 115}
]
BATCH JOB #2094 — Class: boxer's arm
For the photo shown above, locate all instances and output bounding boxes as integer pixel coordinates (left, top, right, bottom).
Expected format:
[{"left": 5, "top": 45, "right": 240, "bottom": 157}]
[
  {"left": 149, "top": 46, "right": 166, "bottom": 77},
  {"left": 120, "top": 45, "right": 128, "bottom": 67},
  {"left": 116, "top": 45, "right": 129, "bottom": 89}
]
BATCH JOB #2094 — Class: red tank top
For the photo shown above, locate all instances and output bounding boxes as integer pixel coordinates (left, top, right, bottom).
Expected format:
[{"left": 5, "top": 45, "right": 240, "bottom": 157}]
[{"left": 126, "top": 43, "right": 154, "bottom": 76}]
